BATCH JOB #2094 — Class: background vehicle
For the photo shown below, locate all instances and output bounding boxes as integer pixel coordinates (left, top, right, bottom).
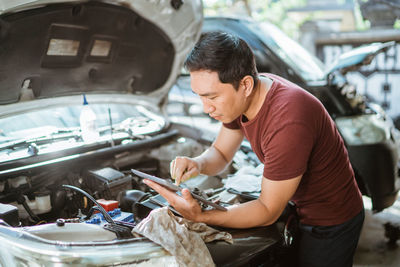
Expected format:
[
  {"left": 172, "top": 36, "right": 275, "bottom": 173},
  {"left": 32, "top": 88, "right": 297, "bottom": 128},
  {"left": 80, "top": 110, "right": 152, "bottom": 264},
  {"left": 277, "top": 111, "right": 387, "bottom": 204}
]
[
  {"left": 170, "top": 16, "right": 400, "bottom": 212},
  {"left": 0, "top": 1, "right": 297, "bottom": 266}
]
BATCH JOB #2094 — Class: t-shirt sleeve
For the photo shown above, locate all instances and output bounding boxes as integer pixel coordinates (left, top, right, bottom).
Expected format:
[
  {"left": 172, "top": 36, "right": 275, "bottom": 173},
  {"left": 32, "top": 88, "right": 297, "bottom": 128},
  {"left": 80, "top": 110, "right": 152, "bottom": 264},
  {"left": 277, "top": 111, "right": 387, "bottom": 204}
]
[
  {"left": 223, "top": 117, "right": 241, "bottom": 129},
  {"left": 263, "top": 122, "right": 314, "bottom": 180}
]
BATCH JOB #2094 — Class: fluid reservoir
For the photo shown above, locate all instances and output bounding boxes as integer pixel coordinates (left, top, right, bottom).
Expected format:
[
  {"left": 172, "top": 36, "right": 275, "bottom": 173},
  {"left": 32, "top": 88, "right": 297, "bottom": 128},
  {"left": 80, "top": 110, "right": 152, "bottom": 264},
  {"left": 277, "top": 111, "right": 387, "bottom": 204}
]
[
  {"left": 80, "top": 94, "right": 99, "bottom": 143},
  {"left": 11, "top": 194, "right": 52, "bottom": 219}
]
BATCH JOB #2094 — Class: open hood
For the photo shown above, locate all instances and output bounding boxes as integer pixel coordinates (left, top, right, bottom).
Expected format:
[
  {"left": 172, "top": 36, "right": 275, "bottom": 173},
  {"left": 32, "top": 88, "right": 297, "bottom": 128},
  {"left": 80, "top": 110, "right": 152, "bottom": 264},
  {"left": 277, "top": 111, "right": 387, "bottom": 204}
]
[
  {"left": 325, "top": 41, "right": 394, "bottom": 76},
  {"left": 0, "top": 0, "right": 203, "bottom": 105}
]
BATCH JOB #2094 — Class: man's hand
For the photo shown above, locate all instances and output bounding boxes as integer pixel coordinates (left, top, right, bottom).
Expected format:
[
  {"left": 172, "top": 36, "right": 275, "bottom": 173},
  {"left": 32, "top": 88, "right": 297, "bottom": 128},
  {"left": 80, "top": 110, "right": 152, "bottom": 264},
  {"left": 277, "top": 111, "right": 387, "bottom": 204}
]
[
  {"left": 143, "top": 174, "right": 302, "bottom": 228},
  {"left": 170, "top": 156, "right": 201, "bottom": 185},
  {"left": 143, "top": 179, "right": 203, "bottom": 221}
]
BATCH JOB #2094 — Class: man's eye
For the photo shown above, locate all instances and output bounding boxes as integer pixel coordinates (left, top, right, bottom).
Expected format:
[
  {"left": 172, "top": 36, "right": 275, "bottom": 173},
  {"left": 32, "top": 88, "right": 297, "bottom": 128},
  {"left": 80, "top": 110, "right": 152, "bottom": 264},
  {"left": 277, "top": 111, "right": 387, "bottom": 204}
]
[{"left": 208, "top": 96, "right": 217, "bottom": 100}]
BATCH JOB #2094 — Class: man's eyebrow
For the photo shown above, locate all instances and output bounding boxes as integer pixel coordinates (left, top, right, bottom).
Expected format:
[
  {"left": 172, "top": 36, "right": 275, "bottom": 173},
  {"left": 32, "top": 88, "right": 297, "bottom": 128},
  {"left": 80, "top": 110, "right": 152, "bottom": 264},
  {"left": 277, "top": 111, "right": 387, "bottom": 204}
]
[{"left": 192, "top": 90, "right": 216, "bottom": 97}]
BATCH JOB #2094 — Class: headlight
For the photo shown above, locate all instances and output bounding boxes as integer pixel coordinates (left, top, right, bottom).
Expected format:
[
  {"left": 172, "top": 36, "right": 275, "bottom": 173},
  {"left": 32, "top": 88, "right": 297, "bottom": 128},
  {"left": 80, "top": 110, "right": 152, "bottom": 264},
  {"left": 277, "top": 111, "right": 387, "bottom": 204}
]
[
  {"left": 335, "top": 114, "right": 391, "bottom": 145},
  {"left": 0, "top": 225, "right": 173, "bottom": 266}
]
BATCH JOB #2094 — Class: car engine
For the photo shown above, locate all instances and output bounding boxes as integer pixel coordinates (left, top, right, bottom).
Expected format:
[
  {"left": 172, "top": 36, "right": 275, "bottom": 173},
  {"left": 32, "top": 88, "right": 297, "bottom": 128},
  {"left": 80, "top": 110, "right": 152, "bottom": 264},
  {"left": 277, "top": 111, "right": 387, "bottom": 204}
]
[{"left": 0, "top": 125, "right": 241, "bottom": 229}]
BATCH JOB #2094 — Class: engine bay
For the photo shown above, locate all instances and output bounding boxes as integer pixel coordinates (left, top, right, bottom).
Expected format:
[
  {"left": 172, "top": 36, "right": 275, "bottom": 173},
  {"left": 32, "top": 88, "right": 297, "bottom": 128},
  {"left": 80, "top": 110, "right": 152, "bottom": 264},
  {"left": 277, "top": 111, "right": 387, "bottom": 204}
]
[
  {"left": 0, "top": 124, "right": 298, "bottom": 267},
  {"left": 0, "top": 125, "right": 249, "bottom": 238}
]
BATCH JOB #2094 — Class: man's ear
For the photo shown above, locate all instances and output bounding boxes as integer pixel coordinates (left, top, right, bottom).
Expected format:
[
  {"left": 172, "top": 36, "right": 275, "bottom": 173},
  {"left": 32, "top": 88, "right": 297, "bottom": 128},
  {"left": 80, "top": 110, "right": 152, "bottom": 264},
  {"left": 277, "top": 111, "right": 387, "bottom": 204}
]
[{"left": 241, "top": 75, "right": 255, "bottom": 97}]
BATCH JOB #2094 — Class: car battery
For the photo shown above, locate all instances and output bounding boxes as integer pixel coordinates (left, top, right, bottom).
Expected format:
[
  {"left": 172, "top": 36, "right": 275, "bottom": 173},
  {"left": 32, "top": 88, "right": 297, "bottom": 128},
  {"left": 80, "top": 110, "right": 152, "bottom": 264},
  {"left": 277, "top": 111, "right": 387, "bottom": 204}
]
[
  {"left": 96, "top": 199, "right": 119, "bottom": 212},
  {"left": 85, "top": 208, "right": 135, "bottom": 226},
  {"left": 86, "top": 167, "right": 132, "bottom": 199},
  {"left": 0, "top": 203, "right": 19, "bottom": 226}
]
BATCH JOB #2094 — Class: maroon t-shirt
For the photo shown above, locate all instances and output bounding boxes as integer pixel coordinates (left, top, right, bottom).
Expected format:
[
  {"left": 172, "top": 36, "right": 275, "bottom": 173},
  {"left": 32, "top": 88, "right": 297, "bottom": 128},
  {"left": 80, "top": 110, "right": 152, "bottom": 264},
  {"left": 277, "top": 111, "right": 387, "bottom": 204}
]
[{"left": 224, "top": 74, "right": 363, "bottom": 226}]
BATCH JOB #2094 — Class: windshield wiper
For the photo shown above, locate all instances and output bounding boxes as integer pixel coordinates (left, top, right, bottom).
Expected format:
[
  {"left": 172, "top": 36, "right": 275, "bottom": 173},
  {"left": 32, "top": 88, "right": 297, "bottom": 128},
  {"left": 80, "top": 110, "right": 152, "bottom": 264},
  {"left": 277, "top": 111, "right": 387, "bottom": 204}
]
[
  {"left": 0, "top": 128, "right": 81, "bottom": 151},
  {"left": 0, "top": 119, "right": 158, "bottom": 152}
]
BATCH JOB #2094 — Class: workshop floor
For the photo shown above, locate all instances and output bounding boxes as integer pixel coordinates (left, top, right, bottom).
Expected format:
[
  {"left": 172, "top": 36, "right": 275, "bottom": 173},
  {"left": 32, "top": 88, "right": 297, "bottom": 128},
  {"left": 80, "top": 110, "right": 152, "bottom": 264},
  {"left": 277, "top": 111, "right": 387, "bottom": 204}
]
[{"left": 353, "top": 196, "right": 400, "bottom": 266}]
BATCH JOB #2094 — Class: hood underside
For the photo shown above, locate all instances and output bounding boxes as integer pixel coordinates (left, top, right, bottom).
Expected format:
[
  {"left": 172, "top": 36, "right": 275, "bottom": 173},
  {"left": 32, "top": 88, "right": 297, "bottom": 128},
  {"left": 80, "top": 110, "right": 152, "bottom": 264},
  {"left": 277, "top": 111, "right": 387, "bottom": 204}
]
[
  {"left": 325, "top": 41, "right": 395, "bottom": 76},
  {"left": 0, "top": 0, "right": 202, "bottom": 105}
]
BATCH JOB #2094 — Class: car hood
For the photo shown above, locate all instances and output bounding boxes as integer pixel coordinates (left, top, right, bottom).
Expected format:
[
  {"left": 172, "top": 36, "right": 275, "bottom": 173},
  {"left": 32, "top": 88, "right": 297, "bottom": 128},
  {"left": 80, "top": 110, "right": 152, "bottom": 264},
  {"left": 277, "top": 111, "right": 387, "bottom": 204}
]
[
  {"left": 325, "top": 41, "right": 394, "bottom": 76},
  {"left": 0, "top": 0, "right": 202, "bottom": 106}
]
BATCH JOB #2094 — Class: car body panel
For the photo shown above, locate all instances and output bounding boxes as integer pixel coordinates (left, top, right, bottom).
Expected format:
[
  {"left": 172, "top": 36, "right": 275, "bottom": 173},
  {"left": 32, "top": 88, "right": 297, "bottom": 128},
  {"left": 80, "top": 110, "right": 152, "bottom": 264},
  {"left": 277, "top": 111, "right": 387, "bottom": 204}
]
[
  {"left": 325, "top": 41, "right": 396, "bottom": 75},
  {"left": 0, "top": 0, "right": 203, "bottom": 106}
]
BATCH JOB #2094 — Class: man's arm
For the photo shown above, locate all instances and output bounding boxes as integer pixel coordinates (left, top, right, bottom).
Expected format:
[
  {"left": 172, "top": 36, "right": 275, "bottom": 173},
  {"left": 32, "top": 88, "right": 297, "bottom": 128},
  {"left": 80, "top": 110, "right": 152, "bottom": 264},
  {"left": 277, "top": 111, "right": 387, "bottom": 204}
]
[
  {"left": 197, "top": 125, "right": 244, "bottom": 175},
  {"left": 172, "top": 125, "right": 244, "bottom": 184},
  {"left": 199, "top": 175, "right": 301, "bottom": 228},
  {"left": 144, "top": 174, "right": 302, "bottom": 228}
]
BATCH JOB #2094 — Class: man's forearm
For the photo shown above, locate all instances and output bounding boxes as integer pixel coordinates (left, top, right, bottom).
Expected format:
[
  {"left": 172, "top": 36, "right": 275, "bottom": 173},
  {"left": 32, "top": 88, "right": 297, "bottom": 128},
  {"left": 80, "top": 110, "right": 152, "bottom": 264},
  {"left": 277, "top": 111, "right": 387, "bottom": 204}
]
[
  {"left": 194, "top": 145, "right": 230, "bottom": 176},
  {"left": 197, "top": 199, "right": 279, "bottom": 228}
]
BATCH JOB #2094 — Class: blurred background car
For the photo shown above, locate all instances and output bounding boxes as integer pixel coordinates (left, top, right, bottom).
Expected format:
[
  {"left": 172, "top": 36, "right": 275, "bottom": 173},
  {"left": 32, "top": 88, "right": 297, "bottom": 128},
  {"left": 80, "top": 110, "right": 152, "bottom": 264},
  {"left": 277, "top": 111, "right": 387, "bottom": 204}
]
[{"left": 169, "top": 16, "right": 400, "bottom": 213}]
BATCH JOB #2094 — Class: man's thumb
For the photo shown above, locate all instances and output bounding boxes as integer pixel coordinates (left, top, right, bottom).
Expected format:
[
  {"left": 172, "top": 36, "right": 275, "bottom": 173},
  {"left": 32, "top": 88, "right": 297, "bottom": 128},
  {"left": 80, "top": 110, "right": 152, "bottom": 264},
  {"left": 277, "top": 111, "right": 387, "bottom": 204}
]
[{"left": 181, "top": 188, "right": 192, "bottom": 201}]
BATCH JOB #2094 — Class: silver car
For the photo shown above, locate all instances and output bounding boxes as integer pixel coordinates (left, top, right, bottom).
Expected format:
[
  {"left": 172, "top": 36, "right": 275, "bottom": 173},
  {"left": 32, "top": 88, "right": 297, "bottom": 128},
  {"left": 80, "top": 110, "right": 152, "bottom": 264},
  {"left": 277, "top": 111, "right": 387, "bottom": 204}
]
[{"left": 0, "top": 1, "right": 296, "bottom": 266}]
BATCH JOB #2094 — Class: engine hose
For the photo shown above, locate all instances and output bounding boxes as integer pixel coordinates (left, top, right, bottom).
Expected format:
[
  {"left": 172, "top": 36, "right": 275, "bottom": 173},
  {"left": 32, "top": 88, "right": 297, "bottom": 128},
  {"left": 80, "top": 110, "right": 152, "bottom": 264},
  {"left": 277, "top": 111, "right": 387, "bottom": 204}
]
[
  {"left": 62, "top": 185, "right": 114, "bottom": 224},
  {"left": 17, "top": 195, "right": 40, "bottom": 222}
]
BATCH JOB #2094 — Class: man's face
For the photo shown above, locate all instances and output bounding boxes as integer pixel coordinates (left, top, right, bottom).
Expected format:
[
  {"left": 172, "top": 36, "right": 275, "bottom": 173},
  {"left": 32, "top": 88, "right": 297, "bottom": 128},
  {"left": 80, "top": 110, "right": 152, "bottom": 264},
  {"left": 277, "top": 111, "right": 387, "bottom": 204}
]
[{"left": 190, "top": 70, "right": 247, "bottom": 123}]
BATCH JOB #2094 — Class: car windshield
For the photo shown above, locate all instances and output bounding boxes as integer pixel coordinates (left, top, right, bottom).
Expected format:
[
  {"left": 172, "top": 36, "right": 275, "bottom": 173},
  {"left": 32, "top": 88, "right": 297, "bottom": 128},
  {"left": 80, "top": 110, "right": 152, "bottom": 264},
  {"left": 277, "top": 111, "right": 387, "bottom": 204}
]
[
  {"left": 0, "top": 103, "right": 165, "bottom": 162},
  {"left": 249, "top": 21, "right": 326, "bottom": 82}
]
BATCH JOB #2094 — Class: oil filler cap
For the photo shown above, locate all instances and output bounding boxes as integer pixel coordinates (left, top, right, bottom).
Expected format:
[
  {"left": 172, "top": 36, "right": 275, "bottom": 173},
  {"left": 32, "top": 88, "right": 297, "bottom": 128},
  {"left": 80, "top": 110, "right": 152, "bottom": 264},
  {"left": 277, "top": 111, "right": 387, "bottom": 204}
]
[{"left": 56, "top": 218, "right": 65, "bottom": 227}]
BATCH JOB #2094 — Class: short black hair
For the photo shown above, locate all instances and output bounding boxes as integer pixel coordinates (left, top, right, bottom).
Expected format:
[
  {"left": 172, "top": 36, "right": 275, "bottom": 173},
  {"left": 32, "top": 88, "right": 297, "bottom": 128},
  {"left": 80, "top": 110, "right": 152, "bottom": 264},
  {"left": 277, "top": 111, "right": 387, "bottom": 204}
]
[{"left": 184, "top": 31, "right": 259, "bottom": 90}]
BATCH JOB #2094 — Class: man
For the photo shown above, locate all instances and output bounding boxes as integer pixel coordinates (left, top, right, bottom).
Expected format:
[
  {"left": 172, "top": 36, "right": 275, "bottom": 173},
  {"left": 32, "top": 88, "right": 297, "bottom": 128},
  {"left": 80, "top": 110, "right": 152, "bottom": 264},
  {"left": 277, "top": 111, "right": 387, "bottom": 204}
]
[{"left": 144, "top": 31, "right": 364, "bottom": 266}]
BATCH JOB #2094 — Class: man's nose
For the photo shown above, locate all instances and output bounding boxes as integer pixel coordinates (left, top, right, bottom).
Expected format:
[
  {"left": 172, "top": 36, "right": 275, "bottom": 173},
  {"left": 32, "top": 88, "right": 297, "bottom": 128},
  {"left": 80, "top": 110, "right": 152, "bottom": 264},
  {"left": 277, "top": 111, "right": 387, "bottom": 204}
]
[{"left": 201, "top": 98, "right": 215, "bottom": 114}]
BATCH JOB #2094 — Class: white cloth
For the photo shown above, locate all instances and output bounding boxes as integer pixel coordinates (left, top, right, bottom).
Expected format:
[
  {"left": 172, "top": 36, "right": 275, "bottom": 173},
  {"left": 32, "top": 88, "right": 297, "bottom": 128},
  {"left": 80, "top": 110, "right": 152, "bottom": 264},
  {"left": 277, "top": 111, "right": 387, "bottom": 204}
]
[
  {"left": 223, "top": 164, "right": 263, "bottom": 193},
  {"left": 133, "top": 207, "right": 233, "bottom": 267}
]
